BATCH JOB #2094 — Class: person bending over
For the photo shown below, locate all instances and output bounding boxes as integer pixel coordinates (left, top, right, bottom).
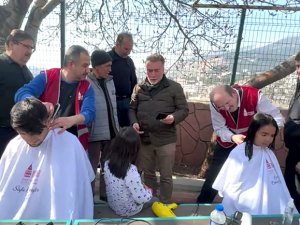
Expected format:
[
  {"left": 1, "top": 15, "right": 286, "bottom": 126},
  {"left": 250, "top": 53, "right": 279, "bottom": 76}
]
[
  {"left": 213, "top": 113, "right": 295, "bottom": 215},
  {"left": 0, "top": 97, "right": 94, "bottom": 220}
]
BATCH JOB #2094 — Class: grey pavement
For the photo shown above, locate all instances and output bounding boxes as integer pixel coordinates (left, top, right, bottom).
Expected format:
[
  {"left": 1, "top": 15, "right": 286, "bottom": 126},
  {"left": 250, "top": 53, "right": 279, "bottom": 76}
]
[{"left": 94, "top": 169, "right": 220, "bottom": 204}]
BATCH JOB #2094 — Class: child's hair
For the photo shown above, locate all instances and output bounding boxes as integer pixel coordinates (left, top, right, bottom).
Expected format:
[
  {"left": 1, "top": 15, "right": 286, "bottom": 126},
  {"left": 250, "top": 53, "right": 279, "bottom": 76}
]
[
  {"left": 107, "top": 126, "right": 141, "bottom": 179},
  {"left": 10, "top": 97, "right": 48, "bottom": 134},
  {"left": 244, "top": 113, "right": 279, "bottom": 160}
]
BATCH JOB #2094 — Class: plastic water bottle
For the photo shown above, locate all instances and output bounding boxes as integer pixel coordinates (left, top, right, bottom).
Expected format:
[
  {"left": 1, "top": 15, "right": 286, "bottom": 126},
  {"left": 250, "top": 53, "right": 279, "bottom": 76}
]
[
  {"left": 210, "top": 204, "right": 226, "bottom": 225},
  {"left": 282, "top": 198, "right": 294, "bottom": 225}
]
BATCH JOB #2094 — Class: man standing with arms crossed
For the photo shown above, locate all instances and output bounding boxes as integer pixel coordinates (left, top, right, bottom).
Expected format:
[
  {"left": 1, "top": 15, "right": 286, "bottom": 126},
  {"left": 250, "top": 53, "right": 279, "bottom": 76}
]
[{"left": 108, "top": 32, "right": 137, "bottom": 127}]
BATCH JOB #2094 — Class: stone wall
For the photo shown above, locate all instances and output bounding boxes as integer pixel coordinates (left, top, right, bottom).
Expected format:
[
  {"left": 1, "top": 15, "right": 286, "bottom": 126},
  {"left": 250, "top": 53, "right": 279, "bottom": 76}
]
[{"left": 175, "top": 102, "right": 288, "bottom": 172}]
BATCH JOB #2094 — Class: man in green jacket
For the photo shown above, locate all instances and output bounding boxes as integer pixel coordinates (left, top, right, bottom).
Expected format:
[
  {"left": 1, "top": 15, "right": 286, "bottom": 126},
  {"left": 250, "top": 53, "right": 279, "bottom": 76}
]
[{"left": 129, "top": 53, "right": 189, "bottom": 204}]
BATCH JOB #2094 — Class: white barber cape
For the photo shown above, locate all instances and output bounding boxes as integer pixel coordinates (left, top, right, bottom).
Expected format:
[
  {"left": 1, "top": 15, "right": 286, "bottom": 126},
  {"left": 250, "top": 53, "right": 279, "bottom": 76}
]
[
  {"left": 213, "top": 142, "right": 295, "bottom": 216},
  {"left": 0, "top": 129, "right": 95, "bottom": 220}
]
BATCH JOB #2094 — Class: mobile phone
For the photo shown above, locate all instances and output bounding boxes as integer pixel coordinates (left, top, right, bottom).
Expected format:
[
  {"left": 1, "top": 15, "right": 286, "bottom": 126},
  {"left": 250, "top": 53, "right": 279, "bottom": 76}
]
[
  {"left": 156, "top": 113, "right": 168, "bottom": 120},
  {"left": 51, "top": 103, "right": 60, "bottom": 119}
]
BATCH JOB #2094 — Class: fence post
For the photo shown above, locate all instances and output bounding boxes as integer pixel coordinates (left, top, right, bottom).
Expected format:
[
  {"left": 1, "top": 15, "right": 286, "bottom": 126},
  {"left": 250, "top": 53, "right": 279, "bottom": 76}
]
[
  {"left": 60, "top": 0, "right": 66, "bottom": 67},
  {"left": 230, "top": 8, "right": 246, "bottom": 85}
]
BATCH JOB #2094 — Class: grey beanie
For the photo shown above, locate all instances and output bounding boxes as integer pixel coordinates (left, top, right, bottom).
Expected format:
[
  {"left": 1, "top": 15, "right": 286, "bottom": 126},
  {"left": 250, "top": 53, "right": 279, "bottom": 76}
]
[{"left": 91, "top": 50, "right": 112, "bottom": 68}]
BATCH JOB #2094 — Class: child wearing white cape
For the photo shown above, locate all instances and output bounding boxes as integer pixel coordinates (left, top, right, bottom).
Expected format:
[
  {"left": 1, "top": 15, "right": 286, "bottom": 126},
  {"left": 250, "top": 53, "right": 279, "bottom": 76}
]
[
  {"left": 0, "top": 97, "right": 95, "bottom": 220},
  {"left": 213, "top": 113, "right": 297, "bottom": 215}
]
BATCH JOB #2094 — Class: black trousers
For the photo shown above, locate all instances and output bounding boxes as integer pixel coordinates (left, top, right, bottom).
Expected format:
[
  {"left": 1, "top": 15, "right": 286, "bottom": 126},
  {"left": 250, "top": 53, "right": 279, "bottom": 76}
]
[
  {"left": 197, "top": 142, "right": 235, "bottom": 203},
  {"left": 284, "top": 151, "right": 300, "bottom": 212},
  {"left": 0, "top": 126, "right": 17, "bottom": 158},
  {"left": 116, "top": 97, "right": 130, "bottom": 127}
]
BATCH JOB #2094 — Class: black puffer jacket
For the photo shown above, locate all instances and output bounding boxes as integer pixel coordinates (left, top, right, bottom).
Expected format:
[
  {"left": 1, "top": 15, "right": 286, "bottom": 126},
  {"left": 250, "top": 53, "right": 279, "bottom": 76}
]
[{"left": 129, "top": 75, "right": 188, "bottom": 146}]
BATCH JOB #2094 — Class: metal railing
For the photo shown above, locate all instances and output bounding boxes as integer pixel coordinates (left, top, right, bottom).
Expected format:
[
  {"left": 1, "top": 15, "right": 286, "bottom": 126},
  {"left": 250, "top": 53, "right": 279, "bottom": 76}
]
[{"left": 27, "top": 2, "right": 300, "bottom": 108}]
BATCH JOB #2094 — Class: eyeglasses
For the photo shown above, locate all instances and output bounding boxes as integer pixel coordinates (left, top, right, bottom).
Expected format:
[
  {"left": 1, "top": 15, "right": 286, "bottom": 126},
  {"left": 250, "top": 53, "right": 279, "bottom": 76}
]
[{"left": 16, "top": 41, "right": 35, "bottom": 52}]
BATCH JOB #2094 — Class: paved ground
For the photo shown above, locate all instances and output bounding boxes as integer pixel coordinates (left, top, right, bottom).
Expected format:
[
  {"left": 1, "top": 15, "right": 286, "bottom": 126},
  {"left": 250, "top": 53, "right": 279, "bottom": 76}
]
[{"left": 94, "top": 169, "right": 220, "bottom": 204}]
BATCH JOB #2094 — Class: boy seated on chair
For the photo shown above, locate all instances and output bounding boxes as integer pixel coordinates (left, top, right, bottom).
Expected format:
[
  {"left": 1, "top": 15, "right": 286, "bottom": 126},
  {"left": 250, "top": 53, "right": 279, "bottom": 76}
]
[{"left": 0, "top": 97, "right": 95, "bottom": 220}]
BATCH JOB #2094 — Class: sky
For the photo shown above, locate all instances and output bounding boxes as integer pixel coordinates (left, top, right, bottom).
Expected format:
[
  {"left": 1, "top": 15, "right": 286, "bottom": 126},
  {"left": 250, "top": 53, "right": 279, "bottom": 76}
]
[{"left": 2, "top": 0, "right": 297, "bottom": 77}]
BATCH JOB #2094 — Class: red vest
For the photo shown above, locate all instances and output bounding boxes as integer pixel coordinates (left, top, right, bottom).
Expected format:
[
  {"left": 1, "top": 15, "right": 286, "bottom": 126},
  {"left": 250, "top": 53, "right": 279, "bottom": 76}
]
[
  {"left": 216, "top": 86, "right": 258, "bottom": 148},
  {"left": 39, "top": 68, "right": 89, "bottom": 150}
]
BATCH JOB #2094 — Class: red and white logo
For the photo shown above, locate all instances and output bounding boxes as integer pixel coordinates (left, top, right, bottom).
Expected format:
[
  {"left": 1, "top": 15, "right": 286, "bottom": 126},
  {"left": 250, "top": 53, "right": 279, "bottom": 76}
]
[
  {"left": 266, "top": 159, "right": 274, "bottom": 170},
  {"left": 24, "top": 164, "right": 33, "bottom": 178}
]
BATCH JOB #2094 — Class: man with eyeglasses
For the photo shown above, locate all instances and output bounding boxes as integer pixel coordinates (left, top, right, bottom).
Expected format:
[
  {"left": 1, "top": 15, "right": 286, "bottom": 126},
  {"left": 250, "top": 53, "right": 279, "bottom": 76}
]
[
  {"left": 197, "top": 84, "right": 284, "bottom": 203},
  {"left": 0, "top": 29, "right": 35, "bottom": 158}
]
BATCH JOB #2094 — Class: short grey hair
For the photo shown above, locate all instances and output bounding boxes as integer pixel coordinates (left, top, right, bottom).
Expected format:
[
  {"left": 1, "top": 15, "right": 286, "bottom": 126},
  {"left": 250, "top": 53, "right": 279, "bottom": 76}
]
[{"left": 63, "top": 45, "right": 89, "bottom": 67}]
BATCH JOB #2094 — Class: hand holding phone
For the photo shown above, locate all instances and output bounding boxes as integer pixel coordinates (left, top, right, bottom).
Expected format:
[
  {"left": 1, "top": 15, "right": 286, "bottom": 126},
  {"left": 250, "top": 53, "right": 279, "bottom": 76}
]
[{"left": 156, "top": 113, "right": 168, "bottom": 120}]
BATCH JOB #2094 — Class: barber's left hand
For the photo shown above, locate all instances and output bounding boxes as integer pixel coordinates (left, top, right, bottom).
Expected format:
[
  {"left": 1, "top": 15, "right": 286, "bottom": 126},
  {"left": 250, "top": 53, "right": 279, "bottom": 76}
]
[
  {"left": 50, "top": 117, "right": 76, "bottom": 134},
  {"left": 160, "top": 114, "right": 174, "bottom": 124}
]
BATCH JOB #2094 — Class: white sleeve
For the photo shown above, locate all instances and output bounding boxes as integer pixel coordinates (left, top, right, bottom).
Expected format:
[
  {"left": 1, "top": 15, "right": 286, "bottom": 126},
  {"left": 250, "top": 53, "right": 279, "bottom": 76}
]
[
  {"left": 256, "top": 92, "right": 285, "bottom": 127},
  {"left": 210, "top": 102, "right": 234, "bottom": 143},
  {"left": 125, "top": 165, "right": 152, "bottom": 204}
]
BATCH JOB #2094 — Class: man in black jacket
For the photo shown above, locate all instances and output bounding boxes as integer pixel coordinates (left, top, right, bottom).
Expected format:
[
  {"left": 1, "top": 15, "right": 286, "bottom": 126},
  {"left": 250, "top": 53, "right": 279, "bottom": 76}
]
[
  {"left": 0, "top": 29, "right": 34, "bottom": 158},
  {"left": 129, "top": 53, "right": 188, "bottom": 203},
  {"left": 108, "top": 32, "right": 137, "bottom": 127},
  {"left": 284, "top": 51, "right": 300, "bottom": 212}
]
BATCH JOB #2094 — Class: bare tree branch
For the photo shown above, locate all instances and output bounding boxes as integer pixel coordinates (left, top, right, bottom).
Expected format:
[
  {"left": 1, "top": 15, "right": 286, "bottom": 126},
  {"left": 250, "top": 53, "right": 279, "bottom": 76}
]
[
  {"left": 0, "top": 0, "right": 33, "bottom": 52},
  {"left": 245, "top": 54, "right": 297, "bottom": 89},
  {"left": 24, "top": 0, "right": 60, "bottom": 44}
]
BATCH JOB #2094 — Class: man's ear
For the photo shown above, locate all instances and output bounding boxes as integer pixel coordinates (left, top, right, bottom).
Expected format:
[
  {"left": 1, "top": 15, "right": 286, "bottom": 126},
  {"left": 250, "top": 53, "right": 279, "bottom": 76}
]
[
  {"left": 45, "top": 119, "right": 52, "bottom": 129},
  {"left": 232, "top": 90, "right": 238, "bottom": 98}
]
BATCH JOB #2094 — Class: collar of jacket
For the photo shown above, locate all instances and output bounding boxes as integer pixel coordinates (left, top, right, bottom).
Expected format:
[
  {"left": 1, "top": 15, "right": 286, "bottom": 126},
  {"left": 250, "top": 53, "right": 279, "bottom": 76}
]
[
  {"left": 141, "top": 74, "right": 169, "bottom": 88},
  {"left": 87, "top": 72, "right": 113, "bottom": 82}
]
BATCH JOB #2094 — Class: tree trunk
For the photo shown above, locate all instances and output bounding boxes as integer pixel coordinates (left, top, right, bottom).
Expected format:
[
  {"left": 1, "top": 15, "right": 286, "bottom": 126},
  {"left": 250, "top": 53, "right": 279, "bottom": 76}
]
[
  {"left": 0, "top": 0, "right": 33, "bottom": 52},
  {"left": 24, "top": 0, "right": 60, "bottom": 45},
  {"left": 245, "top": 54, "right": 297, "bottom": 89},
  {"left": 0, "top": 0, "right": 60, "bottom": 52}
]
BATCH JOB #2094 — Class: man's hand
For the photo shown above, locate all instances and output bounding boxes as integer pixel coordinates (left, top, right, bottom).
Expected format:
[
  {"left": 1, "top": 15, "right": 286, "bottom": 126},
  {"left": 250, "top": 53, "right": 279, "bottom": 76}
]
[
  {"left": 279, "top": 127, "right": 284, "bottom": 142},
  {"left": 50, "top": 114, "right": 85, "bottom": 134},
  {"left": 144, "top": 184, "right": 153, "bottom": 194},
  {"left": 231, "top": 134, "right": 246, "bottom": 144},
  {"left": 231, "top": 83, "right": 241, "bottom": 88},
  {"left": 160, "top": 114, "right": 174, "bottom": 124},
  {"left": 295, "top": 162, "right": 300, "bottom": 174},
  {"left": 132, "top": 122, "right": 144, "bottom": 134}
]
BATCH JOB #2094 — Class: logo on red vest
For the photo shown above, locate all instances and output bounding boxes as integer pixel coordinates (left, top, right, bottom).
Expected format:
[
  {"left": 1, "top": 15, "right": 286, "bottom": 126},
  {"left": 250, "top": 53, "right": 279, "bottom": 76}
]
[{"left": 78, "top": 91, "right": 83, "bottom": 101}]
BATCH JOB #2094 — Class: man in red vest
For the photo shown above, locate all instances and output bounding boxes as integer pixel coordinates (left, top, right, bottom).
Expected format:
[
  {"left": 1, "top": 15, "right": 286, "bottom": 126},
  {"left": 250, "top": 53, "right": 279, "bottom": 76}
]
[
  {"left": 197, "top": 84, "right": 284, "bottom": 203},
  {"left": 15, "top": 45, "right": 95, "bottom": 150}
]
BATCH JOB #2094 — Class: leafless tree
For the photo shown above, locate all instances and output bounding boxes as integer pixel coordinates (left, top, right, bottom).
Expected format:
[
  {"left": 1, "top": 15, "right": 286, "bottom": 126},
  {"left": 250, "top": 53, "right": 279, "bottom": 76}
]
[
  {"left": 0, "top": 0, "right": 61, "bottom": 52},
  {"left": 0, "top": 0, "right": 298, "bottom": 84}
]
